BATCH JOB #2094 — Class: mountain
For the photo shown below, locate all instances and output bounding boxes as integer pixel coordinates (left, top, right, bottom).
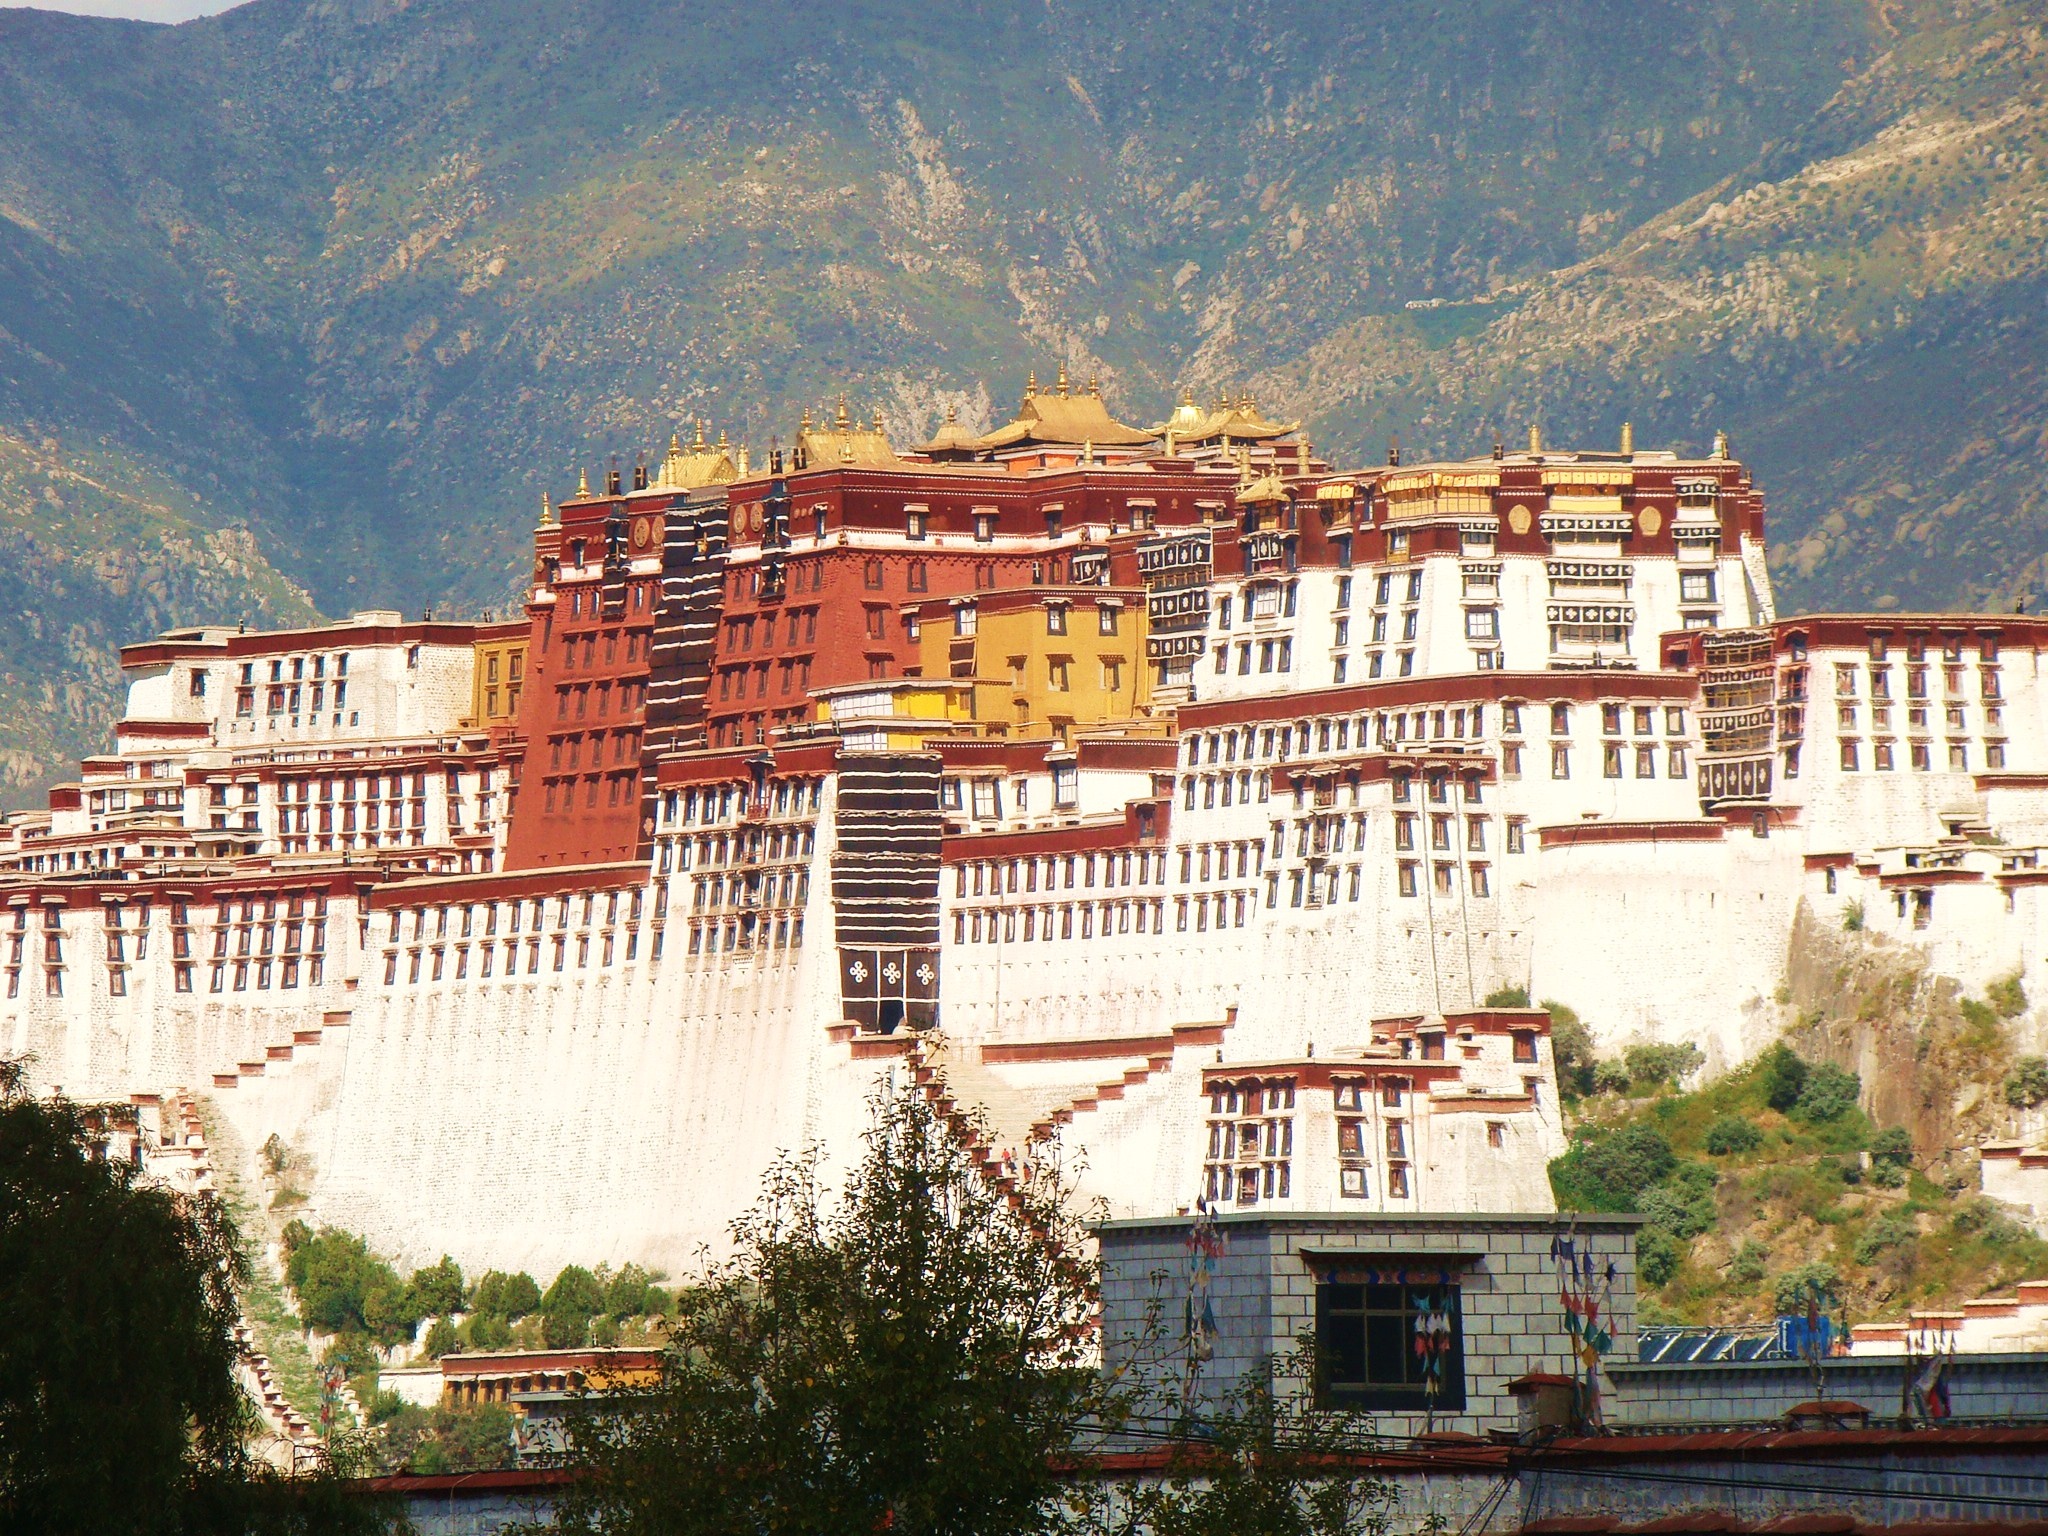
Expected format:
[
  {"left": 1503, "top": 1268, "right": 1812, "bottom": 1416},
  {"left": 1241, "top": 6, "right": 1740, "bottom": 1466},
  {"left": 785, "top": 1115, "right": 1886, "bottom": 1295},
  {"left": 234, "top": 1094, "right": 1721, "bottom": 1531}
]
[{"left": 0, "top": 0, "right": 2042, "bottom": 801}]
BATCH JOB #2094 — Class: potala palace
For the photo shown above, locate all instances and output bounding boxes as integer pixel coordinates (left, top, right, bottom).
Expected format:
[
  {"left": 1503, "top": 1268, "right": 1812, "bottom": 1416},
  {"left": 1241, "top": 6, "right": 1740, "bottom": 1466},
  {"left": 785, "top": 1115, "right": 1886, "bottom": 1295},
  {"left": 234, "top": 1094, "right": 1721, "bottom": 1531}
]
[{"left": 8, "top": 377, "right": 2043, "bottom": 1280}]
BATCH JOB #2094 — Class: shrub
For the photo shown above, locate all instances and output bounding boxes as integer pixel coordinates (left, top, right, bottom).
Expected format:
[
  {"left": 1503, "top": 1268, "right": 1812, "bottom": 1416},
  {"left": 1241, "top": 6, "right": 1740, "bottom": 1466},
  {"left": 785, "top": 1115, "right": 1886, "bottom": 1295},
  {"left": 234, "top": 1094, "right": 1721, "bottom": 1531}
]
[
  {"left": 1552, "top": 1124, "right": 1676, "bottom": 1210},
  {"left": 603, "top": 1263, "right": 660, "bottom": 1320},
  {"left": 1870, "top": 1126, "right": 1914, "bottom": 1167},
  {"left": 1543, "top": 1000, "right": 1596, "bottom": 1097},
  {"left": 260, "top": 1133, "right": 289, "bottom": 1177},
  {"left": 1728, "top": 1240, "right": 1768, "bottom": 1285},
  {"left": 1854, "top": 1213, "right": 1917, "bottom": 1265},
  {"left": 407, "top": 1256, "right": 465, "bottom": 1320},
  {"left": 470, "top": 1270, "right": 542, "bottom": 1320},
  {"left": 422, "top": 1316, "right": 461, "bottom": 1359},
  {"left": 1484, "top": 984, "right": 1530, "bottom": 1007},
  {"left": 1638, "top": 1230, "right": 1683, "bottom": 1287},
  {"left": 1592, "top": 1060, "right": 1632, "bottom": 1095},
  {"left": 1640, "top": 1183, "right": 1717, "bottom": 1241},
  {"left": 1704, "top": 1116, "right": 1764, "bottom": 1156},
  {"left": 1760, "top": 1043, "right": 1809, "bottom": 1112},
  {"left": 1990, "top": 972, "right": 2028, "bottom": 1019},
  {"left": 1793, "top": 1063, "right": 1860, "bottom": 1122},
  {"left": 1843, "top": 900, "right": 1865, "bottom": 932},
  {"left": 542, "top": 1265, "right": 605, "bottom": 1349},
  {"left": 366, "top": 1389, "right": 405, "bottom": 1424},
  {"left": 1625, "top": 1042, "right": 1705, "bottom": 1092},
  {"left": 285, "top": 1227, "right": 417, "bottom": 1344},
  {"left": 1772, "top": 1260, "right": 1840, "bottom": 1314},
  {"left": 1950, "top": 1197, "right": 2030, "bottom": 1245},
  {"left": 2005, "top": 1057, "right": 2048, "bottom": 1109},
  {"left": 463, "top": 1312, "right": 512, "bottom": 1350},
  {"left": 1869, "top": 1159, "right": 1905, "bottom": 1188}
]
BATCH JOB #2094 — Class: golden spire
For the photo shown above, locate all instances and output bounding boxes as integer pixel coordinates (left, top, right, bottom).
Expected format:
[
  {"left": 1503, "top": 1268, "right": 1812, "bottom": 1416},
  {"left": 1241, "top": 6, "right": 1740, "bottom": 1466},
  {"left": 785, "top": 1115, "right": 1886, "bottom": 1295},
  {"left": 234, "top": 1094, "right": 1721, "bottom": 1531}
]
[
  {"left": 669, "top": 432, "right": 683, "bottom": 456},
  {"left": 1181, "top": 388, "right": 1195, "bottom": 407},
  {"left": 1620, "top": 420, "right": 1634, "bottom": 456},
  {"left": 1055, "top": 361, "right": 1069, "bottom": 397},
  {"left": 945, "top": 404, "right": 958, "bottom": 423},
  {"left": 1024, "top": 370, "right": 1038, "bottom": 400},
  {"left": 835, "top": 395, "right": 850, "bottom": 431},
  {"left": 1528, "top": 423, "right": 1542, "bottom": 455},
  {"left": 1083, "top": 438, "right": 1094, "bottom": 465},
  {"left": 1239, "top": 392, "right": 1253, "bottom": 412},
  {"left": 717, "top": 427, "right": 729, "bottom": 449},
  {"left": 693, "top": 419, "right": 707, "bottom": 449},
  {"left": 1216, "top": 390, "right": 1231, "bottom": 413},
  {"left": 800, "top": 405, "right": 814, "bottom": 431},
  {"left": 873, "top": 408, "right": 884, "bottom": 433},
  {"left": 576, "top": 467, "right": 589, "bottom": 497},
  {"left": 1164, "top": 429, "right": 1177, "bottom": 457},
  {"left": 1087, "top": 376, "right": 1100, "bottom": 398},
  {"left": 737, "top": 443, "right": 750, "bottom": 475},
  {"left": 540, "top": 491, "right": 556, "bottom": 527}
]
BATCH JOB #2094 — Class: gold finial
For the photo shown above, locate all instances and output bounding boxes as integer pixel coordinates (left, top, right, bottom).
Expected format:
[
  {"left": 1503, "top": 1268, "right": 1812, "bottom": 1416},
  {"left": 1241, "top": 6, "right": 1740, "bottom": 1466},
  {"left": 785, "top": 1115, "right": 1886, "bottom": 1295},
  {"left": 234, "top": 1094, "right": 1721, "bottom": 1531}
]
[
  {"left": 1088, "top": 376, "right": 1100, "bottom": 398},
  {"left": 835, "top": 396, "right": 850, "bottom": 431},
  {"left": 717, "top": 428, "right": 728, "bottom": 449},
  {"left": 1216, "top": 390, "right": 1231, "bottom": 413},
  {"left": 669, "top": 432, "right": 683, "bottom": 455},
  {"left": 1055, "top": 362, "right": 1069, "bottom": 397},
  {"left": 1181, "top": 388, "right": 1195, "bottom": 407},
  {"left": 1528, "top": 423, "right": 1541, "bottom": 455},
  {"left": 1239, "top": 392, "right": 1253, "bottom": 412},
  {"left": 1164, "top": 429, "right": 1177, "bottom": 457},
  {"left": 1083, "top": 438, "right": 1094, "bottom": 465},
  {"left": 1025, "top": 370, "right": 1038, "bottom": 399},
  {"left": 800, "top": 405, "right": 814, "bottom": 431},
  {"left": 1620, "top": 420, "right": 1634, "bottom": 456},
  {"left": 737, "top": 444, "right": 751, "bottom": 476},
  {"left": 873, "top": 408, "right": 884, "bottom": 433},
  {"left": 945, "top": 404, "right": 957, "bottom": 423},
  {"left": 691, "top": 420, "right": 705, "bottom": 449},
  {"left": 576, "top": 467, "right": 589, "bottom": 497},
  {"left": 540, "top": 491, "right": 556, "bottom": 527}
]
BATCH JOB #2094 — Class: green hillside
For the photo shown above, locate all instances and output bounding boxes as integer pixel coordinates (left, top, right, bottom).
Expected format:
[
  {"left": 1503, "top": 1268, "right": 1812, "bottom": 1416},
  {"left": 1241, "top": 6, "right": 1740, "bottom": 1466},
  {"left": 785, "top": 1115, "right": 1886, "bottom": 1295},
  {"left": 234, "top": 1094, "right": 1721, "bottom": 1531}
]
[{"left": 3, "top": 0, "right": 2045, "bottom": 798}]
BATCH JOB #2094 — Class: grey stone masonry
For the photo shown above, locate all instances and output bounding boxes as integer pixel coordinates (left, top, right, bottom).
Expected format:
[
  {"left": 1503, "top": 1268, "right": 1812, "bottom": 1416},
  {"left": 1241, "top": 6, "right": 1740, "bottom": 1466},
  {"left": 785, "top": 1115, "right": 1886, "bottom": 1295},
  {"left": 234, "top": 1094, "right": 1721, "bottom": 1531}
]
[{"left": 1096, "top": 1210, "right": 1641, "bottom": 1439}]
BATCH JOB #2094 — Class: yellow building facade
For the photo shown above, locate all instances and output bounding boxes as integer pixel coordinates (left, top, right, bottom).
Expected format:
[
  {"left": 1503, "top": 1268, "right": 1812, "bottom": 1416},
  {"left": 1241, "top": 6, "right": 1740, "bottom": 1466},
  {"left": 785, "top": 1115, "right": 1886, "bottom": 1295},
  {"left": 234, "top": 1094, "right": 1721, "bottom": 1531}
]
[
  {"left": 469, "top": 637, "right": 527, "bottom": 728},
  {"left": 908, "top": 585, "right": 1151, "bottom": 744}
]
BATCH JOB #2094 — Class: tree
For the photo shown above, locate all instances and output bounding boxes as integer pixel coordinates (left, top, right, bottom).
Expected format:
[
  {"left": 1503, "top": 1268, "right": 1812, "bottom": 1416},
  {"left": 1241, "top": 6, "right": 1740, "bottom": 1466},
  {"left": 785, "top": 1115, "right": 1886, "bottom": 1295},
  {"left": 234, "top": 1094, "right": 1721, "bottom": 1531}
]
[
  {"left": 2006, "top": 1057, "right": 2048, "bottom": 1109},
  {"left": 1542, "top": 1000, "right": 1596, "bottom": 1097},
  {"left": 472, "top": 1269, "right": 542, "bottom": 1320},
  {"left": 548, "top": 1074, "right": 1108, "bottom": 1536},
  {"left": 0, "top": 1060, "right": 387, "bottom": 1534},
  {"left": 1760, "top": 1043, "right": 1809, "bottom": 1112},
  {"left": 1793, "top": 1063, "right": 1860, "bottom": 1122},
  {"left": 407, "top": 1255, "right": 465, "bottom": 1320},
  {"left": 541, "top": 1266, "right": 604, "bottom": 1349},
  {"left": 284, "top": 1227, "right": 417, "bottom": 1345}
]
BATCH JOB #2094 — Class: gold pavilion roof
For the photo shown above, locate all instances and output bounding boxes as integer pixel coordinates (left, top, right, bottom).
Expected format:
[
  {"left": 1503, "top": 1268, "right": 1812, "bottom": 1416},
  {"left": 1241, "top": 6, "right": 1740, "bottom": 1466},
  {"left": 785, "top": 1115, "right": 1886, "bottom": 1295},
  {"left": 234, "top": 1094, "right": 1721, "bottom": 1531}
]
[
  {"left": 911, "top": 404, "right": 983, "bottom": 457},
  {"left": 972, "top": 366, "right": 1156, "bottom": 450},
  {"left": 1155, "top": 390, "right": 1300, "bottom": 445},
  {"left": 798, "top": 399, "right": 900, "bottom": 469},
  {"left": 648, "top": 424, "right": 739, "bottom": 491}
]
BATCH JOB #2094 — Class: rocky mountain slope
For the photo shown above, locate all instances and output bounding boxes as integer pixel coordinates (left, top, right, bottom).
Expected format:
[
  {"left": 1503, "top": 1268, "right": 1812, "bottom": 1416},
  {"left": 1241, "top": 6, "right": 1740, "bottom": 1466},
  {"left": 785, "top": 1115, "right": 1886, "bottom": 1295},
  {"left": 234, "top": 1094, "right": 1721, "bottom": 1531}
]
[{"left": 1, "top": 0, "right": 2043, "bottom": 799}]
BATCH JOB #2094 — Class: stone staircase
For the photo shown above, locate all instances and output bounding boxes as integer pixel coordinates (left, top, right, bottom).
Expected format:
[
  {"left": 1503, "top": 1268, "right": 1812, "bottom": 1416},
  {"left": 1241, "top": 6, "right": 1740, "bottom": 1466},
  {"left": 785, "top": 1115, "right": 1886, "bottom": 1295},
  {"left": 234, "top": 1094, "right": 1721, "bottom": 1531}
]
[
  {"left": 209, "top": 1010, "right": 352, "bottom": 1092},
  {"left": 143, "top": 1090, "right": 318, "bottom": 1447}
]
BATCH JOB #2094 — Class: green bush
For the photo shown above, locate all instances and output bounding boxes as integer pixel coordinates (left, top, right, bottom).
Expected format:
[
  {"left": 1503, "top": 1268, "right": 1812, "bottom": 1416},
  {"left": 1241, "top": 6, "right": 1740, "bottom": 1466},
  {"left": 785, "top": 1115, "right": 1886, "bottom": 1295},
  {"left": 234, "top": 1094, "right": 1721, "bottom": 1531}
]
[
  {"left": 378, "top": 1403, "right": 516, "bottom": 1475},
  {"left": 1990, "top": 972, "right": 2028, "bottom": 1019},
  {"left": 1870, "top": 1126, "right": 1913, "bottom": 1167},
  {"left": 284, "top": 1228, "right": 418, "bottom": 1345},
  {"left": 1772, "top": 1260, "right": 1840, "bottom": 1314},
  {"left": 1704, "top": 1116, "right": 1764, "bottom": 1156},
  {"left": 1543, "top": 1000, "right": 1596, "bottom": 1097},
  {"left": 1625, "top": 1042, "right": 1704, "bottom": 1091},
  {"left": 1484, "top": 984, "right": 1530, "bottom": 1007},
  {"left": 2005, "top": 1057, "right": 2048, "bottom": 1109},
  {"left": 1551, "top": 1124, "right": 1676, "bottom": 1210},
  {"left": 1640, "top": 1182, "right": 1717, "bottom": 1241},
  {"left": 1592, "top": 1060, "right": 1631, "bottom": 1095},
  {"left": 1793, "top": 1063, "right": 1860, "bottom": 1122},
  {"left": 1843, "top": 900, "right": 1865, "bottom": 932},
  {"left": 470, "top": 1270, "right": 542, "bottom": 1320},
  {"left": 1728, "top": 1240, "right": 1768, "bottom": 1285},
  {"left": 541, "top": 1265, "right": 605, "bottom": 1349},
  {"left": 406, "top": 1256, "right": 464, "bottom": 1319},
  {"left": 1638, "top": 1230, "right": 1683, "bottom": 1287},
  {"left": 1760, "top": 1043, "right": 1809, "bottom": 1112},
  {"left": 422, "top": 1316, "right": 461, "bottom": 1359},
  {"left": 603, "top": 1262, "right": 661, "bottom": 1320},
  {"left": 1854, "top": 1213, "right": 1917, "bottom": 1265},
  {"left": 1869, "top": 1160, "right": 1906, "bottom": 1188},
  {"left": 463, "top": 1312, "right": 512, "bottom": 1350},
  {"left": 366, "top": 1389, "right": 405, "bottom": 1424}
]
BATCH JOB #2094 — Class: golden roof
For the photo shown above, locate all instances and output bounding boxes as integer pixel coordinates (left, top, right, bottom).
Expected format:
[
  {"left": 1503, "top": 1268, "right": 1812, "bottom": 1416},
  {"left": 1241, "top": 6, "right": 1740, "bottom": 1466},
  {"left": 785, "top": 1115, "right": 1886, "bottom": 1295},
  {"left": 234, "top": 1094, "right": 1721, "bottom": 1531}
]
[
  {"left": 1152, "top": 390, "right": 1299, "bottom": 445},
  {"left": 973, "top": 365, "right": 1156, "bottom": 450},
  {"left": 798, "top": 396, "right": 900, "bottom": 469},
  {"left": 912, "top": 404, "right": 982, "bottom": 457},
  {"left": 649, "top": 424, "right": 739, "bottom": 491},
  {"left": 1235, "top": 473, "right": 1290, "bottom": 506}
]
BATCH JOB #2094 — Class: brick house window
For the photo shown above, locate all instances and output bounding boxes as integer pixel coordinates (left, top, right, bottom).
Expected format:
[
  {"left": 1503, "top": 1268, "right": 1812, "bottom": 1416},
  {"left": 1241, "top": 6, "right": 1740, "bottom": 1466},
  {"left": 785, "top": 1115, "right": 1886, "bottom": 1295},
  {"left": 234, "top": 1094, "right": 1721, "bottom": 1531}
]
[{"left": 1316, "top": 1279, "right": 1465, "bottom": 1410}]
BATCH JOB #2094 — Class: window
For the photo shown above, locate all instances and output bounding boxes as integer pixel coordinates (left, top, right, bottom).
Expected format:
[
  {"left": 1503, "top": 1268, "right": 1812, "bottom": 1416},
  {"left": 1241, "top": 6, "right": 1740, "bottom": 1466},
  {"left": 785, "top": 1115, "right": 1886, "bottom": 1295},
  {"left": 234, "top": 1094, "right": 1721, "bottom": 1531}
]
[
  {"left": 1047, "top": 603, "right": 1068, "bottom": 636},
  {"left": 1465, "top": 609, "right": 1498, "bottom": 640},
  {"left": 1099, "top": 604, "right": 1120, "bottom": 636},
  {"left": 1551, "top": 745, "right": 1571, "bottom": 780},
  {"left": 1680, "top": 570, "right": 1717, "bottom": 604},
  {"left": 1048, "top": 659, "right": 1071, "bottom": 691},
  {"left": 1550, "top": 702, "right": 1572, "bottom": 735},
  {"left": 974, "top": 513, "right": 995, "bottom": 543},
  {"left": 1316, "top": 1280, "right": 1465, "bottom": 1410},
  {"left": 1840, "top": 740, "right": 1860, "bottom": 772}
]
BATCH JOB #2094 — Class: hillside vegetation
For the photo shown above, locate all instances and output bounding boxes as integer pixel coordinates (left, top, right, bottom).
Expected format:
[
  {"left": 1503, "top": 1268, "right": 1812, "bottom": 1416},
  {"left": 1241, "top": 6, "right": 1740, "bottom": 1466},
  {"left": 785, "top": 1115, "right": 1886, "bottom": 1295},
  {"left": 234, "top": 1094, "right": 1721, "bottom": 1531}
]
[
  {"left": 1553, "top": 1035, "right": 2048, "bottom": 1327},
  {"left": 6, "top": 0, "right": 2047, "bottom": 797}
]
